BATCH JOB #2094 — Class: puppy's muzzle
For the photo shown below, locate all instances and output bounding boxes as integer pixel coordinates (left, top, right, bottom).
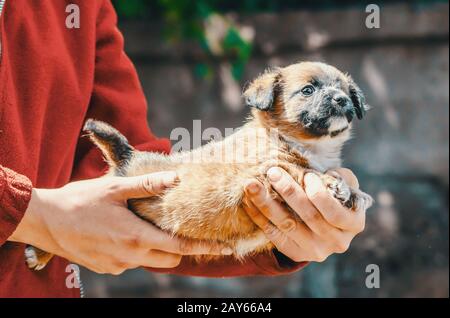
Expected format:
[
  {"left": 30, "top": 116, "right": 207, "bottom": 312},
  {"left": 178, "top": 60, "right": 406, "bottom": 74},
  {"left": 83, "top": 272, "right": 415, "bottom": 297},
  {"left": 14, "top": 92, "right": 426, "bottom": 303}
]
[
  {"left": 332, "top": 93, "right": 350, "bottom": 108},
  {"left": 328, "top": 92, "right": 354, "bottom": 123}
]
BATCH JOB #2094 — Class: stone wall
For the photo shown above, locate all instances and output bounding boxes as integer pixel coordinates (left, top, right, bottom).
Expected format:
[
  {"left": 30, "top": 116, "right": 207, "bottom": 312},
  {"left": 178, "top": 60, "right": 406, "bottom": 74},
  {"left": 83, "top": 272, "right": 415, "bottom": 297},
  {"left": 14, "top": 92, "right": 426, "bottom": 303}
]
[{"left": 80, "top": 3, "right": 449, "bottom": 298}]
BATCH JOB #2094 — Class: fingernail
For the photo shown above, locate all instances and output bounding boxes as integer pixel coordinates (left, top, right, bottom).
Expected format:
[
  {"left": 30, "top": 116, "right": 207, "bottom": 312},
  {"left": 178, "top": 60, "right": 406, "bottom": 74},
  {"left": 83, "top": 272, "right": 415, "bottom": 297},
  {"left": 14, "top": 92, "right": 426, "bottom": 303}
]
[
  {"left": 246, "top": 182, "right": 260, "bottom": 194},
  {"left": 221, "top": 247, "right": 233, "bottom": 255},
  {"left": 304, "top": 173, "right": 323, "bottom": 197},
  {"left": 267, "top": 167, "right": 282, "bottom": 182}
]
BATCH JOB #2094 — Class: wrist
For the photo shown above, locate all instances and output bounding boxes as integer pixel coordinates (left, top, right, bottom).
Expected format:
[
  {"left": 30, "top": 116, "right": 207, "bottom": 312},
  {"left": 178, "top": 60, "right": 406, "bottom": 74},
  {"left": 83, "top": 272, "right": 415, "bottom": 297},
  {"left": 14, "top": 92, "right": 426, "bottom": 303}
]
[{"left": 9, "top": 188, "right": 52, "bottom": 246}]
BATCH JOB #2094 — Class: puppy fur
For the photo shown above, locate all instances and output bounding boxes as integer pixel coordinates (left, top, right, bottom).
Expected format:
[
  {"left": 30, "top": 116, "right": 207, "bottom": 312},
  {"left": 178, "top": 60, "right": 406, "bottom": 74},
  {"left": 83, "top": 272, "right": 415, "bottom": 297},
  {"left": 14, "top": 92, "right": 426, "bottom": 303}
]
[{"left": 27, "top": 62, "right": 374, "bottom": 270}]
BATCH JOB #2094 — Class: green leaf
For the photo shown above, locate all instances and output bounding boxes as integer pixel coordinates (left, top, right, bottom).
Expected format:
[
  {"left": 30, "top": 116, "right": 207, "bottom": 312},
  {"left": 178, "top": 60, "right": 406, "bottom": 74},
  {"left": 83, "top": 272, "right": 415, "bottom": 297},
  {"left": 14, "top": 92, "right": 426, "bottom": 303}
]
[
  {"left": 195, "top": 63, "right": 213, "bottom": 79},
  {"left": 113, "top": 0, "right": 147, "bottom": 18}
]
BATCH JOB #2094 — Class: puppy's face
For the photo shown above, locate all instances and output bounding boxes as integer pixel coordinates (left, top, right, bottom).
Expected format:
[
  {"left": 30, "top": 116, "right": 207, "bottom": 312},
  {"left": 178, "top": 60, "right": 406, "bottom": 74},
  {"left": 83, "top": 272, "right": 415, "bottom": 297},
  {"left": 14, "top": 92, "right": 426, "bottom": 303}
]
[{"left": 244, "top": 62, "right": 369, "bottom": 141}]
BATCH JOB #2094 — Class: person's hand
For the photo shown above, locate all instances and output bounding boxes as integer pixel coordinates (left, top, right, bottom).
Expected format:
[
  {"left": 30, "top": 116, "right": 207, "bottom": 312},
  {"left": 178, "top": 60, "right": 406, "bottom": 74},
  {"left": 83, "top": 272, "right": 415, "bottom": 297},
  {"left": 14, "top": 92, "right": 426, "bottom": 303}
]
[
  {"left": 10, "top": 172, "right": 232, "bottom": 275},
  {"left": 243, "top": 168, "right": 366, "bottom": 263}
]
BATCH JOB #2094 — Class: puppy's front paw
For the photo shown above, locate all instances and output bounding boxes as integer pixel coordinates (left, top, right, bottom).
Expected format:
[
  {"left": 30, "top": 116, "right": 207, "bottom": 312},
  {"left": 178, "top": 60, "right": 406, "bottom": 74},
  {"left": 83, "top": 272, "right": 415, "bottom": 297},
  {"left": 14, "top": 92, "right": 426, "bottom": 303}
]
[
  {"left": 322, "top": 173, "right": 373, "bottom": 213},
  {"left": 25, "top": 246, "right": 53, "bottom": 271},
  {"left": 324, "top": 173, "right": 352, "bottom": 205},
  {"left": 351, "top": 189, "right": 374, "bottom": 213}
]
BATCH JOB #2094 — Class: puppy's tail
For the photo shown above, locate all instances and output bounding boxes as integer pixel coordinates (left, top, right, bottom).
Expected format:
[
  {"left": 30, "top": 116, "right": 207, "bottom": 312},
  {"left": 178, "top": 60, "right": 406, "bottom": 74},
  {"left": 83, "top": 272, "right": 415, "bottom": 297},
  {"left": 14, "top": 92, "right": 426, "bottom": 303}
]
[{"left": 83, "top": 119, "right": 134, "bottom": 174}]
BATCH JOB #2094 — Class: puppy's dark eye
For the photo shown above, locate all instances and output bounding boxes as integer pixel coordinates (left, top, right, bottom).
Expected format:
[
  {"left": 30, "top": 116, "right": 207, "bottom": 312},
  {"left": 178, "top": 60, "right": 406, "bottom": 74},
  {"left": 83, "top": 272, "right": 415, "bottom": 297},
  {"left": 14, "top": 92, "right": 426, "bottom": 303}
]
[{"left": 301, "top": 85, "right": 316, "bottom": 96}]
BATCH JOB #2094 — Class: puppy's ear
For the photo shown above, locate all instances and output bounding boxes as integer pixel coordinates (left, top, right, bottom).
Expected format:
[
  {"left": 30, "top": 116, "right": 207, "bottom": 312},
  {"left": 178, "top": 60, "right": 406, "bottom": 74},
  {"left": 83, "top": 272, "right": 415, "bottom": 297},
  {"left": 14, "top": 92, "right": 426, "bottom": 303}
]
[
  {"left": 348, "top": 77, "right": 370, "bottom": 120},
  {"left": 243, "top": 69, "right": 281, "bottom": 111}
]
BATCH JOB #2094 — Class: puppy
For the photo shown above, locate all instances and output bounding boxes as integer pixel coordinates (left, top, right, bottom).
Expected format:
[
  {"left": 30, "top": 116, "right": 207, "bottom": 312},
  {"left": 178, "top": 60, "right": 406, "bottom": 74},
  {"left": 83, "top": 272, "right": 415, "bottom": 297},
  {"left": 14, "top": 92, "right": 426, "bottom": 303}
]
[{"left": 26, "top": 61, "right": 373, "bottom": 270}]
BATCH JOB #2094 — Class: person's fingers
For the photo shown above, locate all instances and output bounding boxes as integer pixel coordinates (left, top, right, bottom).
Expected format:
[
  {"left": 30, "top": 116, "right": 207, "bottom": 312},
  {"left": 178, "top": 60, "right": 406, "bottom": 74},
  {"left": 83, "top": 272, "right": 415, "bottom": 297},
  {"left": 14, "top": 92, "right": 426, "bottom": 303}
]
[
  {"left": 76, "top": 252, "right": 134, "bottom": 275},
  {"left": 142, "top": 250, "right": 183, "bottom": 268},
  {"left": 242, "top": 200, "right": 293, "bottom": 248},
  {"left": 110, "top": 171, "right": 179, "bottom": 200},
  {"left": 304, "top": 173, "right": 365, "bottom": 233},
  {"left": 242, "top": 200, "right": 309, "bottom": 262},
  {"left": 142, "top": 228, "right": 233, "bottom": 256},
  {"left": 244, "top": 179, "right": 312, "bottom": 242},
  {"left": 266, "top": 168, "right": 341, "bottom": 239},
  {"left": 148, "top": 250, "right": 182, "bottom": 268}
]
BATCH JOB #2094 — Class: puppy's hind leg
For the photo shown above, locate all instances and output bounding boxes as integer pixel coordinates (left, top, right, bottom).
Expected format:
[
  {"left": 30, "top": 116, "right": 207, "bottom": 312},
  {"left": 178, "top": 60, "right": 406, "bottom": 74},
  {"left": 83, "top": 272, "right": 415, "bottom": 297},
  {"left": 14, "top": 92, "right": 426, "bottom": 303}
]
[{"left": 25, "top": 246, "right": 54, "bottom": 271}]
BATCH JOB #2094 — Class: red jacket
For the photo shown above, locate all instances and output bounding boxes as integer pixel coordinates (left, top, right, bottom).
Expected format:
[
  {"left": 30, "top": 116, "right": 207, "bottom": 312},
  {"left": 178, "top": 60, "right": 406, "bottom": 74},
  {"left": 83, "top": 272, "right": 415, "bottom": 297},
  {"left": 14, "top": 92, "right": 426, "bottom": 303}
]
[{"left": 0, "top": 0, "right": 306, "bottom": 298}]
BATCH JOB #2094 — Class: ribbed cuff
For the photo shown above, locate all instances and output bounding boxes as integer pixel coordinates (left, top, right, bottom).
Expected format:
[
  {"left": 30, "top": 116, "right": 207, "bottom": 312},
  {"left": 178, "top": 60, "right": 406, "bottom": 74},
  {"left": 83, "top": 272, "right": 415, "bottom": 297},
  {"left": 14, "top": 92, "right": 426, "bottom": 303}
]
[
  {"left": 249, "top": 250, "right": 309, "bottom": 276},
  {"left": 0, "top": 166, "right": 33, "bottom": 246}
]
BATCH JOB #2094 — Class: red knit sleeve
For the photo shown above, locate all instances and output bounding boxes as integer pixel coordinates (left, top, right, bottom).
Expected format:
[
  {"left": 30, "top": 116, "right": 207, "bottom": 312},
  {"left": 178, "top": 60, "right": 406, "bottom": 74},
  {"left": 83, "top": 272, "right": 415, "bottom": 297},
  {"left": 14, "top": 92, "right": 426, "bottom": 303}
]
[
  {"left": 148, "top": 251, "right": 308, "bottom": 278},
  {"left": 0, "top": 166, "right": 33, "bottom": 246},
  {"left": 70, "top": 0, "right": 171, "bottom": 181}
]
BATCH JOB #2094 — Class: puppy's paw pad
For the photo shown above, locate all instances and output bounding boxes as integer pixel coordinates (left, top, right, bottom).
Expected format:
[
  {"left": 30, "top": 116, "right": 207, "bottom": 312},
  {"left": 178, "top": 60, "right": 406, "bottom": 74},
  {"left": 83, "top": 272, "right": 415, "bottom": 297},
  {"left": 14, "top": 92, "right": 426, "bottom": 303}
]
[{"left": 25, "top": 247, "right": 48, "bottom": 271}]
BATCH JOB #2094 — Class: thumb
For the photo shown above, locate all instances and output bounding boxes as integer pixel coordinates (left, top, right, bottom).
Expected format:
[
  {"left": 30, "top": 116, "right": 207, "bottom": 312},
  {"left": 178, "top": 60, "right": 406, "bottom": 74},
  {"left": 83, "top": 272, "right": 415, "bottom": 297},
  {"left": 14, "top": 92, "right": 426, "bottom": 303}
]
[{"left": 113, "top": 171, "right": 179, "bottom": 200}]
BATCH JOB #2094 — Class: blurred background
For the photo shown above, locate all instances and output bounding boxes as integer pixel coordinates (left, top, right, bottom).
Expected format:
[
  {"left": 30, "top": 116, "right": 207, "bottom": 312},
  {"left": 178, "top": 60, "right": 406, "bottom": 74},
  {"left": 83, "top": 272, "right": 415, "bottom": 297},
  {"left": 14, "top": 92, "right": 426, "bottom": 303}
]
[{"left": 81, "top": 0, "right": 449, "bottom": 298}]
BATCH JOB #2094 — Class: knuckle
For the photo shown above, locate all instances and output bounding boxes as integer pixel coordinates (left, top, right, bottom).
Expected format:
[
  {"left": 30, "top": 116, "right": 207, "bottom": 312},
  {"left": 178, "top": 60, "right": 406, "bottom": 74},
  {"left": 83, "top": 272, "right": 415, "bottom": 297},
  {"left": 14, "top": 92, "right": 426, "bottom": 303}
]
[
  {"left": 312, "top": 246, "right": 329, "bottom": 263},
  {"left": 110, "top": 268, "right": 125, "bottom": 276},
  {"left": 263, "top": 223, "right": 280, "bottom": 239},
  {"left": 123, "top": 233, "right": 143, "bottom": 249},
  {"left": 314, "top": 252, "right": 329, "bottom": 263},
  {"left": 302, "top": 210, "right": 322, "bottom": 224},
  {"left": 253, "top": 198, "right": 270, "bottom": 213},
  {"left": 93, "top": 268, "right": 107, "bottom": 275},
  {"left": 105, "top": 179, "right": 123, "bottom": 196},
  {"left": 329, "top": 213, "right": 346, "bottom": 228},
  {"left": 323, "top": 210, "right": 340, "bottom": 225},
  {"left": 115, "top": 260, "right": 128, "bottom": 269},
  {"left": 280, "top": 182, "right": 297, "bottom": 198},
  {"left": 244, "top": 204, "right": 260, "bottom": 218},
  {"left": 334, "top": 241, "right": 351, "bottom": 254},
  {"left": 109, "top": 262, "right": 128, "bottom": 275},
  {"left": 310, "top": 190, "right": 329, "bottom": 202},
  {"left": 68, "top": 197, "right": 84, "bottom": 211},
  {"left": 279, "top": 218, "right": 297, "bottom": 233},
  {"left": 290, "top": 254, "right": 305, "bottom": 263}
]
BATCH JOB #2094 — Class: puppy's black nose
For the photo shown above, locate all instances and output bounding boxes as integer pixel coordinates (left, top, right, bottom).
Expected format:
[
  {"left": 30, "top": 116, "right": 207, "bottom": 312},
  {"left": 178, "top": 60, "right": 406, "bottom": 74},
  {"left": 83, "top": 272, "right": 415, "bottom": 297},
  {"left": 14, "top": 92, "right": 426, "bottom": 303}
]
[{"left": 333, "top": 94, "right": 348, "bottom": 107}]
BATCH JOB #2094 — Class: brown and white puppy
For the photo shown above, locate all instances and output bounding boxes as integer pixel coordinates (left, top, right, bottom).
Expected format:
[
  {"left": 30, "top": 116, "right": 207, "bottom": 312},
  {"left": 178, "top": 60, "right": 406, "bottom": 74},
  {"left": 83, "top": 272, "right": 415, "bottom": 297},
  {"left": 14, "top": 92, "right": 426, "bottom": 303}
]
[{"left": 26, "top": 61, "right": 373, "bottom": 270}]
